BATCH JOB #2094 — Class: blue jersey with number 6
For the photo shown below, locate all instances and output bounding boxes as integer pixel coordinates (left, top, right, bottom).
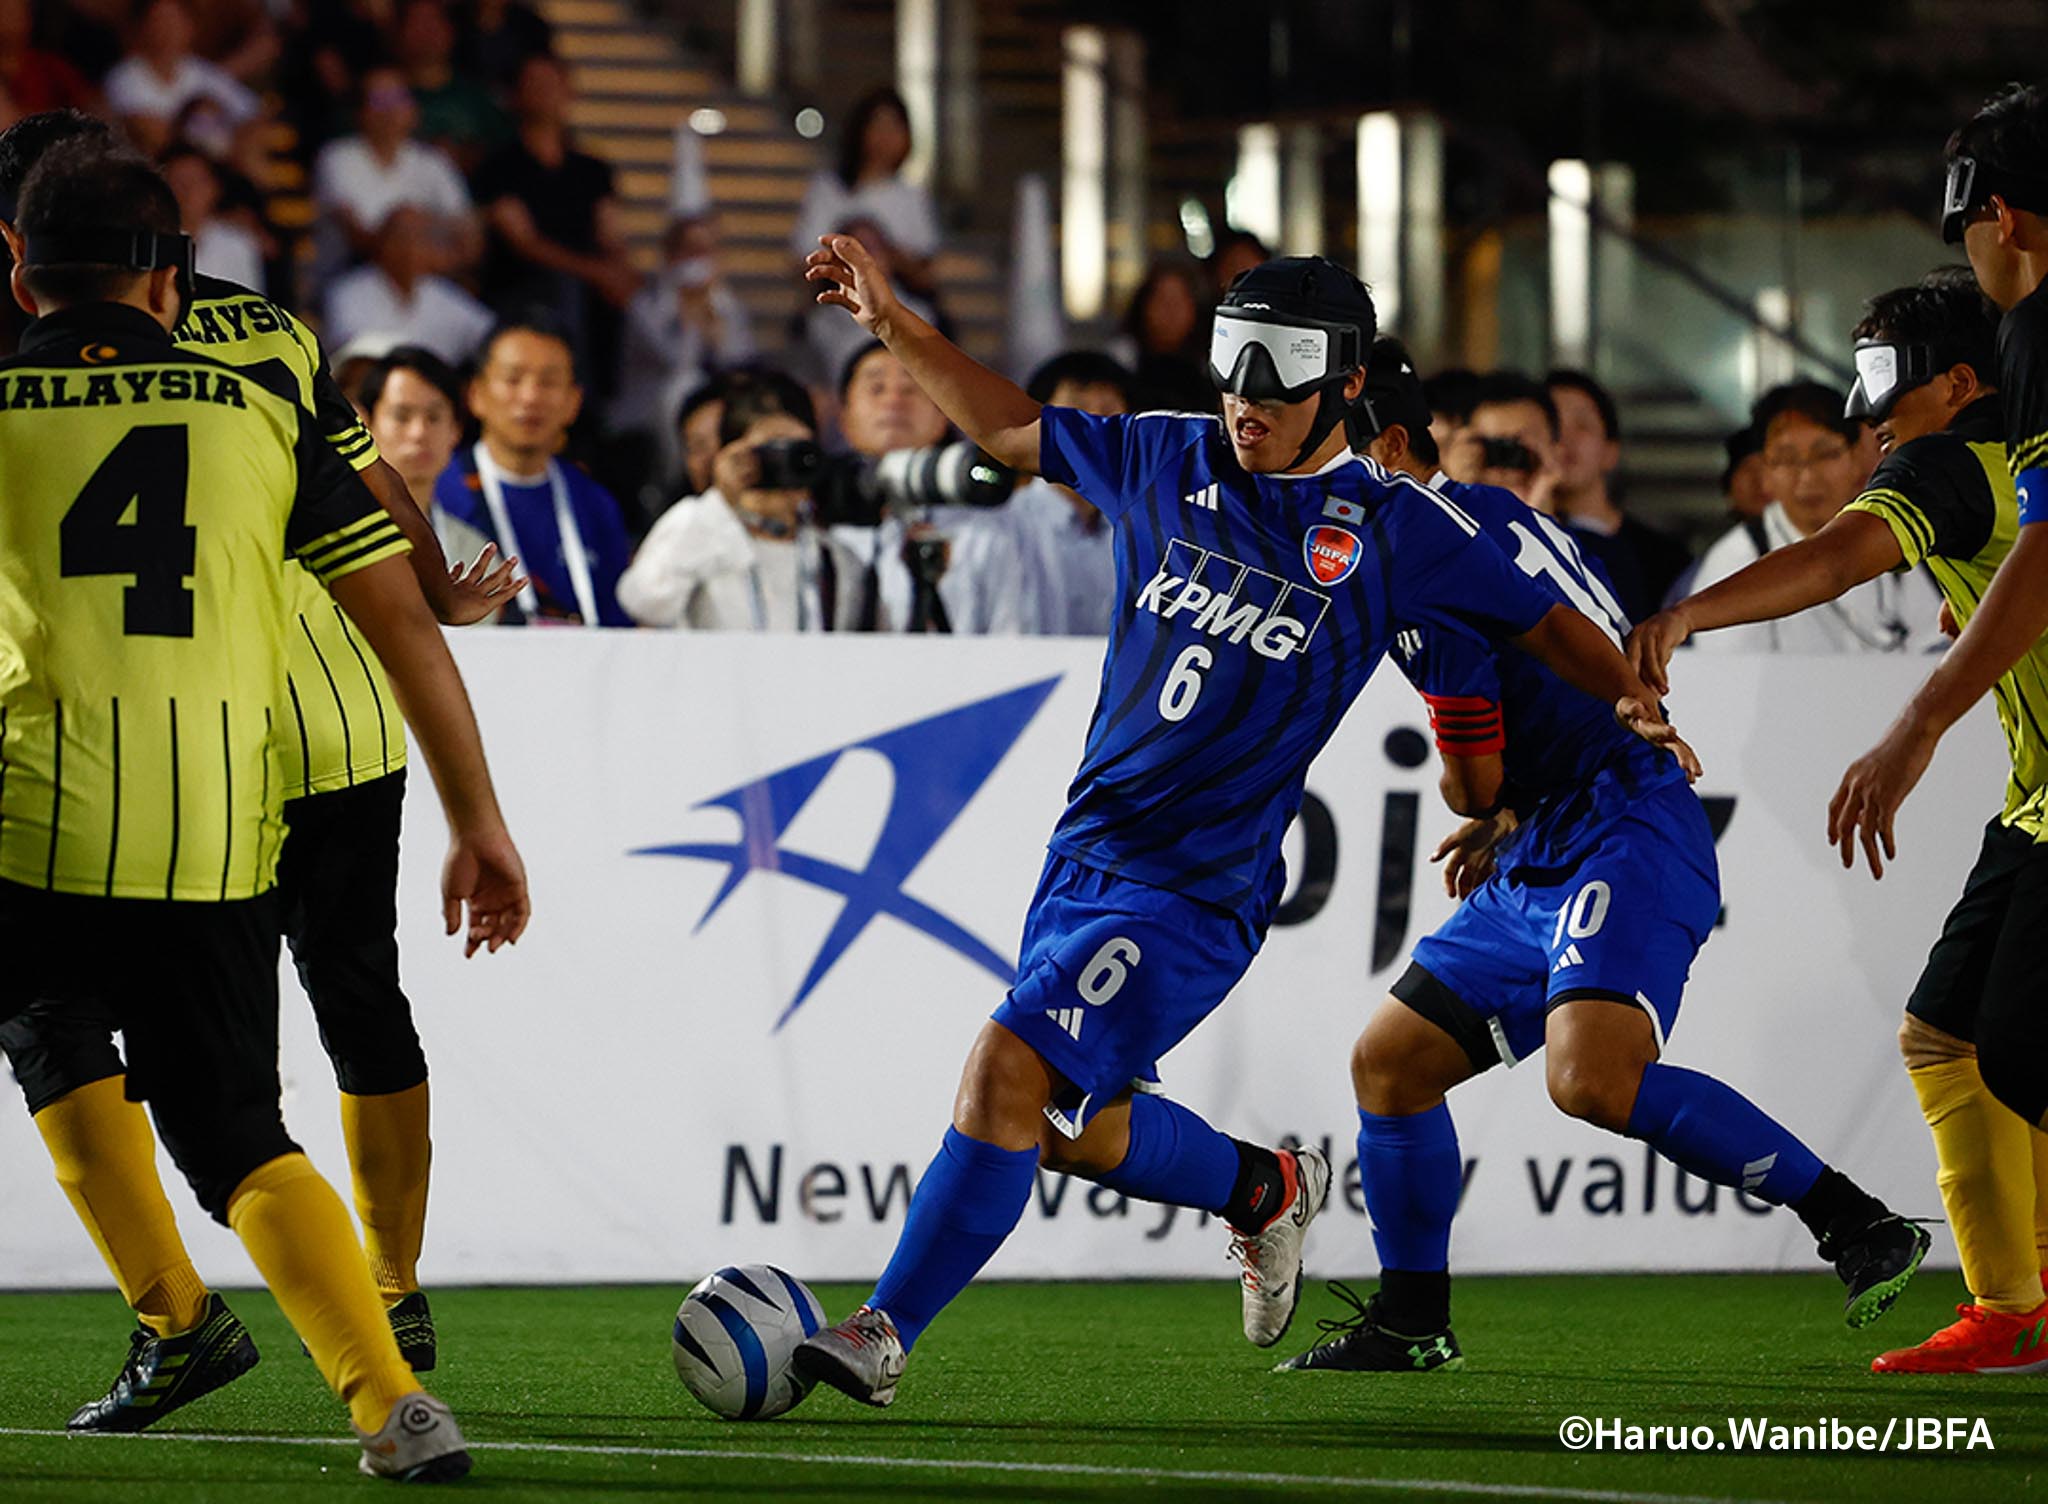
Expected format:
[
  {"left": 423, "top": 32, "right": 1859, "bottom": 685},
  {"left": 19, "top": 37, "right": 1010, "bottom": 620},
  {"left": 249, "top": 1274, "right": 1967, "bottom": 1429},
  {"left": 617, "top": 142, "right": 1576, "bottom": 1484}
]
[{"left": 1036, "top": 410, "right": 1556, "bottom": 917}]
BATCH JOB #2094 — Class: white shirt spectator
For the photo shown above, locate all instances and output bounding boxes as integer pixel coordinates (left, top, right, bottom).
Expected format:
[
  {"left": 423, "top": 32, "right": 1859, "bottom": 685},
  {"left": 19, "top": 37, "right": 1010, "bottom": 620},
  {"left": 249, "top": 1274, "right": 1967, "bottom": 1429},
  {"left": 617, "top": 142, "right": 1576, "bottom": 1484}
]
[
  {"left": 610, "top": 273, "right": 756, "bottom": 436},
  {"left": 314, "top": 137, "right": 471, "bottom": 236},
  {"left": 104, "top": 55, "right": 258, "bottom": 128},
  {"left": 618, "top": 489, "right": 869, "bottom": 632},
  {"left": 790, "top": 171, "right": 940, "bottom": 262},
  {"left": 1010, "top": 479, "right": 1114, "bottom": 636},
  {"left": 1689, "top": 500, "right": 1948, "bottom": 655},
  {"left": 192, "top": 218, "right": 265, "bottom": 293},
  {"left": 324, "top": 265, "right": 494, "bottom": 365},
  {"left": 866, "top": 506, "right": 1030, "bottom": 635}
]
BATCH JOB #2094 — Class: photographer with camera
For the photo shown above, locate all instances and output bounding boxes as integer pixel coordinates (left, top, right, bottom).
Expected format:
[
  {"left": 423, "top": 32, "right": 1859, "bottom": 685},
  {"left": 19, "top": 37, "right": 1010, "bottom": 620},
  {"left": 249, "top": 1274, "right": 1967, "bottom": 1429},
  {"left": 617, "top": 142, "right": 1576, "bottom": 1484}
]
[
  {"left": 616, "top": 372, "right": 869, "bottom": 631},
  {"left": 1441, "top": 372, "right": 1565, "bottom": 511}
]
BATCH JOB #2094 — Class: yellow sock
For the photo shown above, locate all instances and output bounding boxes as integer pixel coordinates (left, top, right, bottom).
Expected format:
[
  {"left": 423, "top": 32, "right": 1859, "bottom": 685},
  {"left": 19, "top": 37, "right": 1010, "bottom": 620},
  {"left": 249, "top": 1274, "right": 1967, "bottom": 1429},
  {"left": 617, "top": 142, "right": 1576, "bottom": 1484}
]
[
  {"left": 339, "top": 1082, "right": 431, "bottom": 1305},
  {"left": 225, "top": 1152, "right": 418, "bottom": 1433},
  {"left": 1911, "top": 1059, "right": 2041, "bottom": 1314},
  {"left": 34, "top": 1077, "right": 210, "bottom": 1337},
  {"left": 2032, "top": 1126, "right": 2048, "bottom": 1282}
]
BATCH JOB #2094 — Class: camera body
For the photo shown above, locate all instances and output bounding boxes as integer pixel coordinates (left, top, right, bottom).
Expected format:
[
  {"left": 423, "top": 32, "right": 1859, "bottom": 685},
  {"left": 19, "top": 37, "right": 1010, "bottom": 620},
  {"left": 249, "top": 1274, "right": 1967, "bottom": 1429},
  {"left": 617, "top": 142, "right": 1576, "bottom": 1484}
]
[
  {"left": 747, "top": 438, "right": 1015, "bottom": 527},
  {"left": 1477, "top": 435, "right": 1538, "bottom": 474}
]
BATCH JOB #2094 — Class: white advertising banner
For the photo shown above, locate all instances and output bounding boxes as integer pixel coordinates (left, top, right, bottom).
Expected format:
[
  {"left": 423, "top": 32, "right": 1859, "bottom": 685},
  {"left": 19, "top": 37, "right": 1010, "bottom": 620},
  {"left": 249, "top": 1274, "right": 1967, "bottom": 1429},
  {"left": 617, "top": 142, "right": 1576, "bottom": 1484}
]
[{"left": 0, "top": 633, "right": 2011, "bottom": 1288}]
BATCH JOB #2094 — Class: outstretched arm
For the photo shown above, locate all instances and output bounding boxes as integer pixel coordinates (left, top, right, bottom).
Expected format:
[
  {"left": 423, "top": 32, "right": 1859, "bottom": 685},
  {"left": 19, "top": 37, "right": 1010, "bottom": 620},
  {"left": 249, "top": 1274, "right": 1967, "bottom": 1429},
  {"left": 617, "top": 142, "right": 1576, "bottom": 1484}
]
[
  {"left": 1514, "top": 605, "right": 1702, "bottom": 779},
  {"left": 804, "top": 234, "right": 1042, "bottom": 474},
  {"left": 1828, "top": 523, "right": 2048, "bottom": 878},
  {"left": 361, "top": 457, "right": 526, "bottom": 626},
  {"left": 1630, "top": 512, "right": 1904, "bottom": 694}
]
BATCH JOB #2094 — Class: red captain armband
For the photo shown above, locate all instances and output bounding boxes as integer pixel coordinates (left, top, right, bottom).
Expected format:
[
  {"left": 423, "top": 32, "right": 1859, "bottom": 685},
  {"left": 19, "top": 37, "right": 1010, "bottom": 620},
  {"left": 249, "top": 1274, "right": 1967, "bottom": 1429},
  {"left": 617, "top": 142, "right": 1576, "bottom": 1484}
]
[{"left": 1422, "top": 693, "right": 1506, "bottom": 758}]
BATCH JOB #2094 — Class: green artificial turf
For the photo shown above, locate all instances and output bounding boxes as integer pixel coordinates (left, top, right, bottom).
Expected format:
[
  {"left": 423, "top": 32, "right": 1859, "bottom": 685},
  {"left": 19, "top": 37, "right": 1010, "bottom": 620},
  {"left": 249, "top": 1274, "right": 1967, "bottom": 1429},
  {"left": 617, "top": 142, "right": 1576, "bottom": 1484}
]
[{"left": 0, "top": 1276, "right": 2038, "bottom": 1501}]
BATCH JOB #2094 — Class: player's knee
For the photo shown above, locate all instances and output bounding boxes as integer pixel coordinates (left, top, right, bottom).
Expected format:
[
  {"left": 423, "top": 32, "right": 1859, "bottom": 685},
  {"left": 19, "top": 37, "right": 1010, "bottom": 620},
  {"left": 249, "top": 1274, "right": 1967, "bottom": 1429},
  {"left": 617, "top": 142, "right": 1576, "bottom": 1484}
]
[
  {"left": 325, "top": 1024, "right": 427, "bottom": 1097},
  {"left": 1352, "top": 1001, "right": 1456, "bottom": 1114},
  {"left": 952, "top": 1021, "right": 1056, "bottom": 1149},
  {"left": 1545, "top": 1056, "right": 1637, "bottom": 1132},
  {"left": 154, "top": 1107, "right": 299, "bottom": 1224},
  {"left": 1898, "top": 1012, "right": 1973, "bottom": 1071}
]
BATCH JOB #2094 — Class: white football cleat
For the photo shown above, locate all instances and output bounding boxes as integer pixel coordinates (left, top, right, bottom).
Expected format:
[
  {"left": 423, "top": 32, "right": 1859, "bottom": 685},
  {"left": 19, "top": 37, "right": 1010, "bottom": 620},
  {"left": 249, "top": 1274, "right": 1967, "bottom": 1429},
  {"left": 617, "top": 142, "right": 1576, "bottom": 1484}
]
[
  {"left": 791, "top": 1305, "right": 907, "bottom": 1408},
  {"left": 355, "top": 1391, "right": 473, "bottom": 1483},
  {"left": 1229, "top": 1146, "right": 1331, "bottom": 1348}
]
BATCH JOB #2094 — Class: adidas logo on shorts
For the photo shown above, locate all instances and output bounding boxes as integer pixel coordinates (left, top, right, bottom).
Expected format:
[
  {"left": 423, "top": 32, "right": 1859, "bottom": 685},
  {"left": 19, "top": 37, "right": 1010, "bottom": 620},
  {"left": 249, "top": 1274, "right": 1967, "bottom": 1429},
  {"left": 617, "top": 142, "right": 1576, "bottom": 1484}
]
[{"left": 1045, "top": 1006, "right": 1085, "bottom": 1041}]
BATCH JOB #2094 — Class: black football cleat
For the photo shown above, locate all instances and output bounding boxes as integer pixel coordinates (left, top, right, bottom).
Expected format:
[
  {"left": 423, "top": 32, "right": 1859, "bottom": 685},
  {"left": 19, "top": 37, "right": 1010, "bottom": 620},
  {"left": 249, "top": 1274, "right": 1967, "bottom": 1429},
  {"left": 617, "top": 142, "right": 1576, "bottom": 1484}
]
[
  {"left": 1273, "top": 1283, "right": 1465, "bottom": 1373},
  {"left": 68, "top": 1292, "right": 260, "bottom": 1432},
  {"left": 388, "top": 1291, "right": 437, "bottom": 1373},
  {"left": 1821, "top": 1212, "right": 1931, "bottom": 1329}
]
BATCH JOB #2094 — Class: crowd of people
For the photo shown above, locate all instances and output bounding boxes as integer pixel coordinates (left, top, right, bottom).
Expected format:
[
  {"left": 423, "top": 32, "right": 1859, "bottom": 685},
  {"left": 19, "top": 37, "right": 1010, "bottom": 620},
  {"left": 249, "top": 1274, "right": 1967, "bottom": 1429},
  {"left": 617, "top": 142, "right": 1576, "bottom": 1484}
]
[{"left": 1, "top": 0, "right": 1960, "bottom": 656}]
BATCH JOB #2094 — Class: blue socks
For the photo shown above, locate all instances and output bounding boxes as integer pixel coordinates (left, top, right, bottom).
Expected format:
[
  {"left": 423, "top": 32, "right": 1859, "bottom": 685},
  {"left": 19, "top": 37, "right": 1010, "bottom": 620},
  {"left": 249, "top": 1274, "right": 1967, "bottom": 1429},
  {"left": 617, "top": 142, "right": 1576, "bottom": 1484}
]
[
  {"left": 1624, "top": 1061, "right": 1823, "bottom": 1206},
  {"left": 1356, "top": 1104, "right": 1462, "bottom": 1273},
  {"left": 1095, "top": 1093, "right": 1241, "bottom": 1214},
  {"left": 869, "top": 1127, "right": 1036, "bottom": 1351}
]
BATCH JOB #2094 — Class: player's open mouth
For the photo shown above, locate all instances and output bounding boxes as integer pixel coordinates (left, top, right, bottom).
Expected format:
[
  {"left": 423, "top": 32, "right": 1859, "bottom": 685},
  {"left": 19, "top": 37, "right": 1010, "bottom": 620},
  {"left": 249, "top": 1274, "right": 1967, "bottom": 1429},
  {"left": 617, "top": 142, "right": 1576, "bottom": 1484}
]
[{"left": 1234, "top": 417, "right": 1270, "bottom": 446}]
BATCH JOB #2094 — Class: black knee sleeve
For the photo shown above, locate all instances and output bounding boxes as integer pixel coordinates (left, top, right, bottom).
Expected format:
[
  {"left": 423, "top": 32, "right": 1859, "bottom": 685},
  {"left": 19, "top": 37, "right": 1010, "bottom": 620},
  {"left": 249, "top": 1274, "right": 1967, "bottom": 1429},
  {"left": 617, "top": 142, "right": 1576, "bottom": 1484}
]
[{"left": 0, "top": 1003, "right": 127, "bottom": 1114}]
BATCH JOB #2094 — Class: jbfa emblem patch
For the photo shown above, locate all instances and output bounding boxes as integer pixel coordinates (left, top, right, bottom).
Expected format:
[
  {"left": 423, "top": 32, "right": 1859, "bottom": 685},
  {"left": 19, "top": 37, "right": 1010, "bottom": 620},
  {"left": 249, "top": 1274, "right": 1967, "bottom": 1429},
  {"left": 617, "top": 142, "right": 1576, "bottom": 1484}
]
[{"left": 1303, "top": 524, "right": 1362, "bottom": 586}]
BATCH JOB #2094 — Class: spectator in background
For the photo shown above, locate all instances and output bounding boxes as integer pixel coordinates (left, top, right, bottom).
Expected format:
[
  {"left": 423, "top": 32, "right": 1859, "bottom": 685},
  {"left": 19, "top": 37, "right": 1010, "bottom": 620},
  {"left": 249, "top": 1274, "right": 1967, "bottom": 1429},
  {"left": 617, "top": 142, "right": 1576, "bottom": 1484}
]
[
  {"left": 804, "top": 214, "right": 942, "bottom": 392},
  {"left": 1721, "top": 421, "right": 1770, "bottom": 520},
  {"left": 396, "top": 0, "right": 508, "bottom": 172},
  {"left": 0, "top": 0, "right": 96, "bottom": 121},
  {"left": 461, "top": 0, "right": 553, "bottom": 87},
  {"left": 473, "top": 52, "right": 637, "bottom": 399},
  {"left": 103, "top": 0, "right": 258, "bottom": 158},
  {"left": 612, "top": 211, "right": 755, "bottom": 467},
  {"left": 363, "top": 344, "right": 517, "bottom": 590},
  {"left": 434, "top": 316, "right": 635, "bottom": 626},
  {"left": 619, "top": 372, "right": 869, "bottom": 631},
  {"left": 1545, "top": 368, "right": 1692, "bottom": 620},
  {"left": 1112, "top": 261, "right": 1215, "bottom": 413},
  {"left": 1206, "top": 227, "right": 1270, "bottom": 299},
  {"left": 326, "top": 205, "right": 495, "bottom": 364},
  {"left": 1423, "top": 366, "right": 1480, "bottom": 456},
  {"left": 1686, "top": 381, "right": 1941, "bottom": 654},
  {"left": 1442, "top": 371, "right": 1563, "bottom": 511},
  {"left": 676, "top": 378, "right": 730, "bottom": 501},
  {"left": 1010, "top": 350, "right": 1130, "bottom": 636},
  {"left": 283, "top": 0, "right": 386, "bottom": 151},
  {"left": 313, "top": 64, "right": 479, "bottom": 278},
  {"left": 161, "top": 141, "right": 263, "bottom": 289},
  {"left": 791, "top": 87, "right": 939, "bottom": 302}
]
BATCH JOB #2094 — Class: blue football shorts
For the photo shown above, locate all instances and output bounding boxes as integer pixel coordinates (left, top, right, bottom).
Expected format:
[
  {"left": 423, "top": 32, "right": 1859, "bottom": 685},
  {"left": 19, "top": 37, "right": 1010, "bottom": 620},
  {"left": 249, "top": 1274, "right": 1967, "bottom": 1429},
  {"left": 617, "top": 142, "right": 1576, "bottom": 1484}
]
[
  {"left": 991, "top": 852, "right": 1268, "bottom": 1137},
  {"left": 1396, "top": 777, "right": 1720, "bottom": 1070}
]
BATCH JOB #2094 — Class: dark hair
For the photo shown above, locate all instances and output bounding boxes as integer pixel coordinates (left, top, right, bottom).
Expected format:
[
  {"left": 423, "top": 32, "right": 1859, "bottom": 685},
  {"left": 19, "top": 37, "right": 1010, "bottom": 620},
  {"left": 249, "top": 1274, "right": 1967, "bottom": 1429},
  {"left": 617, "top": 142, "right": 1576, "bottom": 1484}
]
[
  {"left": 1207, "top": 227, "right": 1271, "bottom": 269},
  {"left": 1364, "top": 335, "right": 1439, "bottom": 466},
  {"left": 1751, "top": 380, "right": 1858, "bottom": 445},
  {"left": 1850, "top": 277, "right": 1998, "bottom": 384},
  {"left": 835, "top": 87, "right": 911, "bottom": 190},
  {"left": 838, "top": 337, "right": 891, "bottom": 398},
  {"left": 1946, "top": 83, "right": 2048, "bottom": 185},
  {"left": 1469, "top": 371, "right": 1559, "bottom": 439},
  {"left": 1545, "top": 368, "right": 1619, "bottom": 440},
  {"left": 17, "top": 141, "right": 182, "bottom": 307},
  {"left": 1026, "top": 350, "right": 1135, "bottom": 407},
  {"left": 0, "top": 109, "right": 113, "bottom": 214},
  {"left": 1119, "top": 260, "right": 1206, "bottom": 352},
  {"left": 360, "top": 344, "right": 464, "bottom": 419},
  {"left": 1720, "top": 422, "right": 1762, "bottom": 494},
  {"left": 477, "top": 309, "right": 578, "bottom": 380},
  {"left": 675, "top": 371, "right": 732, "bottom": 434},
  {"left": 1421, "top": 367, "right": 1480, "bottom": 423},
  {"left": 716, "top": 367, "right": 817, "bottom": 446}
]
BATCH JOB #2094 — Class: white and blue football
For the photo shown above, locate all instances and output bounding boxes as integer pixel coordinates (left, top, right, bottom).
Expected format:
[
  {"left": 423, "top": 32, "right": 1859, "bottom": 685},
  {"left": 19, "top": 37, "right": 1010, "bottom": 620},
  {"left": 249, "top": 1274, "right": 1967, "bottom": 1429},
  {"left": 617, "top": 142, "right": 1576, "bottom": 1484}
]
[{"left": 671, "top": 1264, "right": 826, "bottom": 1420}]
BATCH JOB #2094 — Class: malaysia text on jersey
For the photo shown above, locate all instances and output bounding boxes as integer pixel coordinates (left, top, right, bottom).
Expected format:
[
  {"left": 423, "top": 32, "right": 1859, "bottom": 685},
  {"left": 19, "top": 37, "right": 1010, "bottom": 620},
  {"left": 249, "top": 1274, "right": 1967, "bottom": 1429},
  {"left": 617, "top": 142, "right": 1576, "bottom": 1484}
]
[
  {"left": 0, "top": 303, "right": 409, "bottom": 901},
  {"left": 1036, "top": 408, "right": 1557, "bottom": 916},
  {"left": 180, "top": 275, "right": 404, "bottom": 797}
]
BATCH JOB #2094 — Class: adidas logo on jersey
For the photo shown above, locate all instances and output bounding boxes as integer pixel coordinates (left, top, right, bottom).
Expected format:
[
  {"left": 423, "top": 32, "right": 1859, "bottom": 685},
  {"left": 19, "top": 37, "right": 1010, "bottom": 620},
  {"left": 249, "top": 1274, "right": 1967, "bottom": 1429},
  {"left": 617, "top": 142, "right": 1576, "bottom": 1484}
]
[
  {"left": 1395, "top": 628, "right": 1423, "bottom": 662},
  {"left": 1136, "top": 539, "right": 1330, "bottom": 662},
  {"left": 1046, "top": 1006, "right": 1085, "bottom": 1041},
  {"left": 1551, "top": 943, "right": 1586, "bottom": 972},
  {"left": 1183, "top": 483, "right": 1221, "bottom": 511}
]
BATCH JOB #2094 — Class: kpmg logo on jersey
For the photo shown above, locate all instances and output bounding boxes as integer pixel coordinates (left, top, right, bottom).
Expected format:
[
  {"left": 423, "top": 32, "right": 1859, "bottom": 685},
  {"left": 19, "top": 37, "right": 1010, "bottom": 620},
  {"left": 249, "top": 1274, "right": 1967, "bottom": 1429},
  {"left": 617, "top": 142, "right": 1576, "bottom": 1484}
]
[
  {"left": 1136, "top": 538, "right": 1329, "bottom": 661},
  {"left": 1303, "top": 524, "right": 1363, "bottom": 586},
  {"left": 632, "top": 678, "right": 1060, "bottom": 1030}
]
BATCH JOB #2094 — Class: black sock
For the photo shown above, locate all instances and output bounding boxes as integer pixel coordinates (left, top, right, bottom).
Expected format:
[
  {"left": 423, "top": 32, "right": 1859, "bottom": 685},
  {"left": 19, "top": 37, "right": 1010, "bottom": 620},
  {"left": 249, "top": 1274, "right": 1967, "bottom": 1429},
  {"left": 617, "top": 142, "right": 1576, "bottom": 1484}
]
[
  {"left": 1377, "top": 1269, "right": 1452, "bottom": 1335},
  {"left": 1792, "top": 1167, "right": 1887, "bottom": 1246},
  {"left": 1222, "top": 1140, "right": 1287, "bottom": 1233}
]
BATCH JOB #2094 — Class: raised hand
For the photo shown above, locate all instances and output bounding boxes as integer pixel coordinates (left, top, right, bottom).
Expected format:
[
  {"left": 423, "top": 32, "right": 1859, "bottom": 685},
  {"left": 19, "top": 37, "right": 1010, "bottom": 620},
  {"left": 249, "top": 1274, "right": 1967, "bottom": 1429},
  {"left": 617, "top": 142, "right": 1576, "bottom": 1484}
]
[{"left": 803, "top": 233, "right": 901, "bottom": 338}]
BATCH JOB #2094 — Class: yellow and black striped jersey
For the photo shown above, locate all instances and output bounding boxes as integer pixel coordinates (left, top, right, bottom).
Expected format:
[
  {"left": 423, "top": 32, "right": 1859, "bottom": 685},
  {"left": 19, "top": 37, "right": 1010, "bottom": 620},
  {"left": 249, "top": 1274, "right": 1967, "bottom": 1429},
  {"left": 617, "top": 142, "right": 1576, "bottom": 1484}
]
[
  {"left": 0, "top": 303, "right": 410, "bottom": 901},
  {"left": 1999, "top": 278, "right": 2048, "bottom": 517},
  {"left": 1844, "top": 397, "right": 2048, "bottom": 838},
  {"left": 180, "top": 274, "right": 406, "bottom": 798}
]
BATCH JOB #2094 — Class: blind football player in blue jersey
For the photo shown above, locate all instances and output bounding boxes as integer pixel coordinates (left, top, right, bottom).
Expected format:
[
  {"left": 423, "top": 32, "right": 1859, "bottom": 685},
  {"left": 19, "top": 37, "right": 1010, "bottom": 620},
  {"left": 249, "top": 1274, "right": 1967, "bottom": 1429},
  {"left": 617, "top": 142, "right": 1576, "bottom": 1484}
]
[
  {"left": 1275, "top": 341, "right": 1928, "bottom": 1374},
  {"left": 791, "top": 236, "right": 1697, "bottom": 1408}
]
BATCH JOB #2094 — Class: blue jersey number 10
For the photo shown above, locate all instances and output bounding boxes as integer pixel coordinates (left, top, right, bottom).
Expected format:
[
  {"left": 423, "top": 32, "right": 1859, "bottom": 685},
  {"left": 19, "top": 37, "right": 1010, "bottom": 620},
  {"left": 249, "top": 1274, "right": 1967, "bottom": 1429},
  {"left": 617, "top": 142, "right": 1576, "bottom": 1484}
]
[{"left": 1505, "top": 515, "right": 1628, "bottom": 647}]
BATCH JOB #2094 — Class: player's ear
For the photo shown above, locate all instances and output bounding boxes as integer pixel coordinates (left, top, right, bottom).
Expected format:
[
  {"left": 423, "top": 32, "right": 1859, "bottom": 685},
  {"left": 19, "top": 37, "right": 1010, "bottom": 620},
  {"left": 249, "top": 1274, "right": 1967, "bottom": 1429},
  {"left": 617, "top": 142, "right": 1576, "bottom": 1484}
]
[
  {"left": 8, "top": 261, "right": 34, "bottom": 318},
  {"left": 0, "top": 221, "right": 20, "bottom": 264},
  {"left": 1343, "top": 367, "right": 1367, "bottom": 401},
  {"left": 146, "top": 266, "right": 180, "bottom": 325}
]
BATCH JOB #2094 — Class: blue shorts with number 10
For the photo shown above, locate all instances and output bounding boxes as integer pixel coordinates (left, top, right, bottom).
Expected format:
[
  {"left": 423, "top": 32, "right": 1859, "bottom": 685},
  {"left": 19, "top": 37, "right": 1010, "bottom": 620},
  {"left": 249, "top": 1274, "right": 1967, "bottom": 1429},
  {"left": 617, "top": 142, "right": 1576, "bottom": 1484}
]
[
  {"left": 991, "top": 851, "right": 1276, "bottom": 1137},
  {"left": 1395, "top": 775, "right": 1721, "bottom": 1071}
]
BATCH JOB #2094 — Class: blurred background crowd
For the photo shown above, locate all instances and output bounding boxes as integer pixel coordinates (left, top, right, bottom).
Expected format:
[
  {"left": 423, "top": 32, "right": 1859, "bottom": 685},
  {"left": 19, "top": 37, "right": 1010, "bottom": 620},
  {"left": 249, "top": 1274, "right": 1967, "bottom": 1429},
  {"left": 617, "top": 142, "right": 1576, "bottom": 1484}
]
[{"left": 0, "top": 0, "right": 2003, "bottom": 642}]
